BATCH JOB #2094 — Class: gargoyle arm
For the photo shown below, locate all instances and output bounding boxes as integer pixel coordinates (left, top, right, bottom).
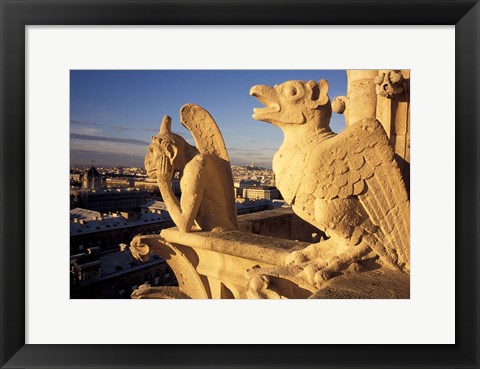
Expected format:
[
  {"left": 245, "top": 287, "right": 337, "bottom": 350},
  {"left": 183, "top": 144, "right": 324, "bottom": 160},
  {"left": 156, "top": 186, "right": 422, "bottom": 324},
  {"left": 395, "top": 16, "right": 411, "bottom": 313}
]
[{"left": 157, "top": 156, "right": 205, "bottom": 233}]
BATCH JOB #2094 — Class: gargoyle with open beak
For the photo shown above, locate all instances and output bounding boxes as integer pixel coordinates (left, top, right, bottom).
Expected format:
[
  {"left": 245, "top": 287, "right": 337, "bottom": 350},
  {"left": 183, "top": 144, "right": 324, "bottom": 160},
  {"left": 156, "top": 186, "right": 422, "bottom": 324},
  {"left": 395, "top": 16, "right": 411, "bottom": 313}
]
[{"left": 250, "top": 79, "right": 410, "bottom": 287}]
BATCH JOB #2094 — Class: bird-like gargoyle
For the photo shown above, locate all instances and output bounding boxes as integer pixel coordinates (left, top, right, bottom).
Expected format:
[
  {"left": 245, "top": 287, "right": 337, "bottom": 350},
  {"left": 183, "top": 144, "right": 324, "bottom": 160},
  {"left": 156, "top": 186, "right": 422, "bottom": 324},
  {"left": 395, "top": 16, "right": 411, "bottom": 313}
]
[{"left": 250, "top": 80, "right": 410, "bottom": 286}]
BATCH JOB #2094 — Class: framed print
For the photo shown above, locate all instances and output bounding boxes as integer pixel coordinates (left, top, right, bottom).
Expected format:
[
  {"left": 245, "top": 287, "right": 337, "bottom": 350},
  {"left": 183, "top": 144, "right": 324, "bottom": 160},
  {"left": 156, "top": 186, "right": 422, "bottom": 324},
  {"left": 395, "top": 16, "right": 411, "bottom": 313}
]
[{"left": 1, "top": 0, "right": 479, "bottom": 368}]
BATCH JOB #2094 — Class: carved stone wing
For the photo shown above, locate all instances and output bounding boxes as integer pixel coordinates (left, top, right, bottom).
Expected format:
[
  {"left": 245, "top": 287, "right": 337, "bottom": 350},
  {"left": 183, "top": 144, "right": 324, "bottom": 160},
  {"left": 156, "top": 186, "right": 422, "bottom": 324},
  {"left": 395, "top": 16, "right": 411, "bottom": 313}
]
[
  {"left": 307, "top": 118, "right": 410, "bottom": 270},
  {"left": 180, "top": 103, "right": 238, "bottom": 229},
  {"left": 180, "top": 103, "right": 230, "bottom": 161}
]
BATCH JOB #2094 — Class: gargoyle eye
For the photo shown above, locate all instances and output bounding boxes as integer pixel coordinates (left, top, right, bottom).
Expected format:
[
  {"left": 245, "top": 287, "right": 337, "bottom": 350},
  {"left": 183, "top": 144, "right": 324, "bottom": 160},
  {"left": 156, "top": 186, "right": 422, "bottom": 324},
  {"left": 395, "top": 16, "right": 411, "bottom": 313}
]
[
  {"left": 285, "top": 86, "right": 297, "bottom": 97},
  {"left": 280, "top": 82, "right": 304, "bottom": 99}
]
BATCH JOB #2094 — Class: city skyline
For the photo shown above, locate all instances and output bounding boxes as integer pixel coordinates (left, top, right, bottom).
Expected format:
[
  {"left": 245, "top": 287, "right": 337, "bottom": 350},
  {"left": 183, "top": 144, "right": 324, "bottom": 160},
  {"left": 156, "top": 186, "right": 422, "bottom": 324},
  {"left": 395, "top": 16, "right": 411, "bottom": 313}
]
[{"left": 70, "top": 70, "right": 347, "bottom": 168}]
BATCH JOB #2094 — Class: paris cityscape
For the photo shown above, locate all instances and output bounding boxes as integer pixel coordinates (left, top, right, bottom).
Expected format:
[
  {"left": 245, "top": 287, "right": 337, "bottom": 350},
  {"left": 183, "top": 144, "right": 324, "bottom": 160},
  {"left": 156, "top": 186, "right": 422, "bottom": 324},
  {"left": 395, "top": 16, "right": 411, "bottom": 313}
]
[
  {"left": 70, "top": 70, "right": 347, "bottom": 299},
  {"left": 70, "top": 161, "right": 286, "bottom": 298},
  {"left": 70, "top": 69, "right": 410, "bottom": 300}
]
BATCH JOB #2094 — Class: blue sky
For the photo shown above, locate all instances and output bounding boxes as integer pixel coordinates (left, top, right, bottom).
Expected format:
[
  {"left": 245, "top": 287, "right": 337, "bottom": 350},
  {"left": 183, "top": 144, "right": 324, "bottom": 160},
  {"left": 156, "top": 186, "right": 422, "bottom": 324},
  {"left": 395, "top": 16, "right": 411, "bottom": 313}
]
[{"left": 70, "top": 70, "right": 347, "bottom": 168}]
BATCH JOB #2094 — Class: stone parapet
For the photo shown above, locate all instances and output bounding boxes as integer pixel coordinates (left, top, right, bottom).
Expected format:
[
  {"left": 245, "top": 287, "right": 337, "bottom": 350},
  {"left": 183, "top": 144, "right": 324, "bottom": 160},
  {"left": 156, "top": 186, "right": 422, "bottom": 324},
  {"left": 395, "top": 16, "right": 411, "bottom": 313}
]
[
  {"left": 129, "top": 230, "right": 314, "bottom": 299},
  {"left": 160, "top": 228, "right": 299, "bottom": 266},
  {"left": 130, "top": 227, "right": 409, "bottom": 299}
]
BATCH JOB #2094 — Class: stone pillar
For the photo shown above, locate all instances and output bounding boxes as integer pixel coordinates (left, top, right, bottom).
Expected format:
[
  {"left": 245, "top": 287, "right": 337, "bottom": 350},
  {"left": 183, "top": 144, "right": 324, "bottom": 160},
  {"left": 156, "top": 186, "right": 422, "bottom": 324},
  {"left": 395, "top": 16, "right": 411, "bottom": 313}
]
[
  {"left": 375, "top": 70, "right": 410, "bottom": 193},
  {"left": 345, "top": 70, "right": 379, "bottom": 125},
  {"left": 333, "top": 70, "right": 410, "bottom": 194}
]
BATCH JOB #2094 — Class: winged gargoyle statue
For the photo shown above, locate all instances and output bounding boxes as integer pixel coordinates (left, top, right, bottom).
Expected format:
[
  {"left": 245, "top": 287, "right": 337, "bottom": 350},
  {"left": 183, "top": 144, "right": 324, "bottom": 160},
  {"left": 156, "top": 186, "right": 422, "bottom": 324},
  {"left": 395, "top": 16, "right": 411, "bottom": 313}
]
[
  {"left": 144, "top": 103, "right": 238, "bottom": 233},
  {"left": 250, "top": 80, "right": 410, "bottom": 286}
]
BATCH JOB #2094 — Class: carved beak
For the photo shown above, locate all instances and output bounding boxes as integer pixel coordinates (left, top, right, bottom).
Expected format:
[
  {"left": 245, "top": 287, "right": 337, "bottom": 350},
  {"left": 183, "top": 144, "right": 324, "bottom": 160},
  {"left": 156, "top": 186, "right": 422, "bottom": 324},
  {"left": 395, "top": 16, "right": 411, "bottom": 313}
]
[{"left": 250, "top": 85, "right": 281, "bottom": 124}]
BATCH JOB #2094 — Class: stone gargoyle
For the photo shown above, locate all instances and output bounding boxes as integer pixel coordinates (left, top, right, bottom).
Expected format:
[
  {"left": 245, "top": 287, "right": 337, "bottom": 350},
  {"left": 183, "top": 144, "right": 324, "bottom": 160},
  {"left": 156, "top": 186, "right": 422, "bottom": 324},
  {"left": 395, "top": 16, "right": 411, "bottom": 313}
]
[
  {"left": 250, "top": 80, "right": 410, "bottom": 286},
  {"left": 130, "top": 104, "right": 238, "bottom": 266},
  {"left": 144, "top": 104, "right": 238, "bottom": 233}
]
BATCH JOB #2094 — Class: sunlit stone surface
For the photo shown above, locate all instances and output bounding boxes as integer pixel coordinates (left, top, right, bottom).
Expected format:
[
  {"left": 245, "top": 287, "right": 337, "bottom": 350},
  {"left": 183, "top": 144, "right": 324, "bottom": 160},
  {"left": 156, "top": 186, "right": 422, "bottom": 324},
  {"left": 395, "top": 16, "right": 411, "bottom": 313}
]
[{"left": 131, "top": 70, "right": 410, "bottom": 299}]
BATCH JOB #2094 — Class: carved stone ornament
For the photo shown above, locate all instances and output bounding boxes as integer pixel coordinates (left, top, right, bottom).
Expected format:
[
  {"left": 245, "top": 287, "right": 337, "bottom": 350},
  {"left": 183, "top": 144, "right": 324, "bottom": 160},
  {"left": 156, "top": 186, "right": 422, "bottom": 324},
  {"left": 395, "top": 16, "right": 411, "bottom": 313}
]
[{"left": 374, "top": 70, "right": 405, "bottom": 98}]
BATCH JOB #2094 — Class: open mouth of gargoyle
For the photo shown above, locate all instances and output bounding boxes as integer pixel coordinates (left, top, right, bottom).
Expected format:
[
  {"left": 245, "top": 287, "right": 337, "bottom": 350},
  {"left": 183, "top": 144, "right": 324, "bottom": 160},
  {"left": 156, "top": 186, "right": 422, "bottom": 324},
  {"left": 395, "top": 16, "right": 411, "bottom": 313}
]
[{"left": 250, "top": 85, "right": 280, "bottom": 118}]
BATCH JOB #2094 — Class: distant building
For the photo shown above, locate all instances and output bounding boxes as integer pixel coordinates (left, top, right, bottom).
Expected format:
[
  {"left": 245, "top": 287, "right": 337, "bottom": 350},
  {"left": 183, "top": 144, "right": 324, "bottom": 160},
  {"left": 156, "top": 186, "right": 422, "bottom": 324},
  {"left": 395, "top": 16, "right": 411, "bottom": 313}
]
[
  {"left": 70, "top": 187, "right": 151, "bottom": 213},
  {"left": 142, "top": 198, "right": 274, "bottom": 217},
  {"left": 235, "top": 199, "right": 273, "bottom": 215},
  {"left": 233, "top": 179, "right": 260, "bottom": 197},
  {"left": 234, "top": 179, "right": 260, "bottom": 188},
  {"left": 140, "top": 199, "right": 170, "bottom": 216},
  {"left": 245, "top": 163, "right": 261, "bottom": 170},
  {"left": 70, "top": 246, "right": 176, "bottom": 299},
  {"left": 134, "top": 178, "right": 181, "bottom": 196},
  {"left": 106, "top": 177, "right": 135, "bottom": 188},
  {"left": 70, "top": 208, "right": 101, "bottom": 221},
  {"left": 70, "top": 172, "right": 81, "bottom": 182},
  {"left": 242, "top": 186, "right": 280, "bottom": 200},
  {"left": 81, "top": 166, "right": 102, "bottom": 190},
  {"left": 70, "top": 208, "right": 174, "bottom": 254}
]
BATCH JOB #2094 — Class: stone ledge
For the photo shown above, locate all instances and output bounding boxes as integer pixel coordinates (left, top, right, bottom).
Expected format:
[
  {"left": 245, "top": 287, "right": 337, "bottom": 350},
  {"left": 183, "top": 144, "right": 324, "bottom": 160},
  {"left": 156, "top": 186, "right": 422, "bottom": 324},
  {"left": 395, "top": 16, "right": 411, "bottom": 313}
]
[
  {"left": 311, "top": 268, "right": 410, "bottom": 299},
  {"left": 131, "top": 285, "right": 190, "bottom": 299},
  {"left": 160, "top": 228, "right": 307, "bottom": 267}
]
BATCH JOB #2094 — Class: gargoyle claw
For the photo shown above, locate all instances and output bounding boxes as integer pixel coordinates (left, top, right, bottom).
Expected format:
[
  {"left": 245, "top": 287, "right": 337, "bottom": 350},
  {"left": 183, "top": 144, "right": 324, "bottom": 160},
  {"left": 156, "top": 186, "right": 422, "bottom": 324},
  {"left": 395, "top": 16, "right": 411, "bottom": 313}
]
[
  {"left": 129, "top": 236, "right": 151, "bottom": 262},
  {"left": 285, "top": 250, "right": 308, "bottom": 265}
]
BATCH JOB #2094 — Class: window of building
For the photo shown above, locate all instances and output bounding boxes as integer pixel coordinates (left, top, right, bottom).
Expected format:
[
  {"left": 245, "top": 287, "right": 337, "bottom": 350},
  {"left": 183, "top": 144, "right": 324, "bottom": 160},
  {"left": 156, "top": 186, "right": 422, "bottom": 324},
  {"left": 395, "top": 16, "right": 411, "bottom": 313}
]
[{"left": 155, "top": 271, "right": 163, "bottom": 285}]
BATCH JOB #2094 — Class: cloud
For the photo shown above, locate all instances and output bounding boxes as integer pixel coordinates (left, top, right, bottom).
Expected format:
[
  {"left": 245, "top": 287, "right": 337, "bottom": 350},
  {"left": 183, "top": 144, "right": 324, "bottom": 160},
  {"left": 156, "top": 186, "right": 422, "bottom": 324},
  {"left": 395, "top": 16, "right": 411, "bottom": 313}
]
[
  {"left": 230, "top": 157, "right": 272, "bottom": 169},
  {"left": 71, "top": 133, "right": 150, "bottom": 146},
  {"left": 92, "top": 106, "right": 107, "bottom": 112},
  {"left": 228, "top": 147, "right": 262, "bottom": 153},
  {"left": 71, "top": 120, "right": 103, "bottom": 128},
  {"left": 73, "top": 127, "right": 102, "bottom": 136},
  {"left": 70, "top": 149, "right": 144, "bottom": 167},
  {"left": 71, "top": 119, "right": 158, "bottom": 133}
]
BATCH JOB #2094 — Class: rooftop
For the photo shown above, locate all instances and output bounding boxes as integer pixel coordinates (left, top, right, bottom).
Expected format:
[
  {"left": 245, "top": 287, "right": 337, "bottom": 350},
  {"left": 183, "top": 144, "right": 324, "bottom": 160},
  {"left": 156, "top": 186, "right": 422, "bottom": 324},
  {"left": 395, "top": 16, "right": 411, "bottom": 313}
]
[
  {"left": 70, "top": 208, "right": 171, "bottom": 236},
  {"left": 70, "top": 208, "right": 102, "bottom": 221}
]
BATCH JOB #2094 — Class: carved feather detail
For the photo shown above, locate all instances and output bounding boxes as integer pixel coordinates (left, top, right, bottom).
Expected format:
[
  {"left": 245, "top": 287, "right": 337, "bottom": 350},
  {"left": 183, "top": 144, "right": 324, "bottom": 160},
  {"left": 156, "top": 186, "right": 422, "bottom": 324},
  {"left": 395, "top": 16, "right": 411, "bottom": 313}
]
[
  {"left": 299, "top": 118, "right": 410, "bottom": 270},
  {"left": 180, "top": 103, "right": 238, "bottom": 228},
  {"left": 180, "top": 104, "right": 230, "bottom": 161}
]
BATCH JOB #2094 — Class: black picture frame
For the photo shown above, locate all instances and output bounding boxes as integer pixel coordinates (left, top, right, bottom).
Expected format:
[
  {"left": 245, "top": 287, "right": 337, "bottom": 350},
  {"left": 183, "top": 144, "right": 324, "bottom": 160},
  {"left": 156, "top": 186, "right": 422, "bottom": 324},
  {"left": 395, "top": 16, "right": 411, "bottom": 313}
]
[{"left": 1, "top": 0, "right": 479, "bottom": 368}]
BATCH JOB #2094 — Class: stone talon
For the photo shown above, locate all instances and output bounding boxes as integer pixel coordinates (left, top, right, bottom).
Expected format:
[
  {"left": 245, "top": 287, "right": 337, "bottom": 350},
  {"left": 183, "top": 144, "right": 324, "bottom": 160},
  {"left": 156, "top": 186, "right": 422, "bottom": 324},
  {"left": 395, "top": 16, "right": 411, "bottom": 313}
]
[
  {"left": 314, "top": 271, "right": 328, "bottom": 286},
  {"left": 285, "top": 250, "right": 308, "bottom": 265},
  {"left": 303, "top": 263, "right": 321, "bottom": 286}
]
